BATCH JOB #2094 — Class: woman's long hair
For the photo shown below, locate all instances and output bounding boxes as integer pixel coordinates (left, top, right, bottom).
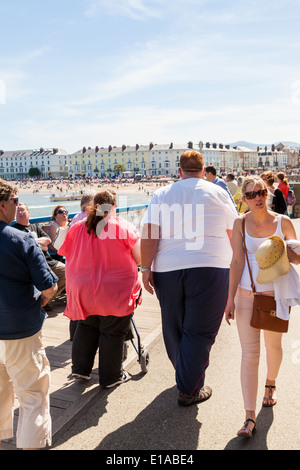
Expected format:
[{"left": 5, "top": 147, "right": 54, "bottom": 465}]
[
  {"left": 276, "top": 171, "right": 288, "bottom": 186},
  {"left": 86, "top": 190, "right": 117, "bottom": 237}
]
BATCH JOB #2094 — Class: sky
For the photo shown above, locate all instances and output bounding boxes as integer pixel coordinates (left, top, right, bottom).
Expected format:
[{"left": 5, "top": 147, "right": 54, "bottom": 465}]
[{"left": 1, "top": 0, "right": 300, "bottom": 153}]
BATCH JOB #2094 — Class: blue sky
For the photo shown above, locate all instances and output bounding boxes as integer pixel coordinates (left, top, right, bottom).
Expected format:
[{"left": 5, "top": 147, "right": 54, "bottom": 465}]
[{"left": 0, "top": 0, "right": 300, "bottom": 153}]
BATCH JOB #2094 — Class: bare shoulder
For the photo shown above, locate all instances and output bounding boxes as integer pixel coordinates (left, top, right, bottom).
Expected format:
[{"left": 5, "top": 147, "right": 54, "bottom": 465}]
[
  {"left": 281, "top": 214, "right": 297, "bottom": 238},
  {"left": 233, "top": 214, "right": 244, "bottom": 231}
]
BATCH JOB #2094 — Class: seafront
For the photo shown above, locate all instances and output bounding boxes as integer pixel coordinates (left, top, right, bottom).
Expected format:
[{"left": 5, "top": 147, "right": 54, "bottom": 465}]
[{"left": 2, "top": 220, "right": 300, "bottom": 451}]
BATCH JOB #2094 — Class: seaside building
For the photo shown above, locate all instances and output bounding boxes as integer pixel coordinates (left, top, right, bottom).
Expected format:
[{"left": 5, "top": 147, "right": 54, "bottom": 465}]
[
  {"left": 275, "top": 143, "right": 299, "bottom": 168},
  {"left": 1, "top": 142, "right": 298, "bottom": 180},
  {"left": 0, "top": 148, "right": 69, "bottom": 179},
  {"left": 257, "top": 146, "right": 288, "bottom": 170},
  {"left": 148, "top": 143, "right": 187, "bottom": 176},
  {"left": 67, "top": 144, "right": 150, "bottom": 178},
  {"left": 191, "top": 142, "right": 257, "bottom": 173}
]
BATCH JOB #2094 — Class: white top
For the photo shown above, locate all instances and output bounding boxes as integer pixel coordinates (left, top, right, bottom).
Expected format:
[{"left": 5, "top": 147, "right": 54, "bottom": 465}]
[
  {"left": 239, "top": 217, "right": 300, "bottom": 320},
  {"left": 239, "top": 215, "right": 284, "bottom": 292},
  {"left": 51, "top": 223, "right": 69, "bottom": 250},
  {"left": 141, "top": 178, "right": 237, "bottom": 272}
]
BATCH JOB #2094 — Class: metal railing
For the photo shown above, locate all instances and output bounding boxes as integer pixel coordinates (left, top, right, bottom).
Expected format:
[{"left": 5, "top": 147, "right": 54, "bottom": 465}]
[{"left": 26, "top": 204, "right": 149, "bottom": 231}]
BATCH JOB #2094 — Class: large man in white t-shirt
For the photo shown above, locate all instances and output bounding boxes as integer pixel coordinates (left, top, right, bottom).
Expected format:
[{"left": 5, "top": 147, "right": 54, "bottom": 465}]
[{"left": 140, "top": 151, "right": 237, "bottom": 406}]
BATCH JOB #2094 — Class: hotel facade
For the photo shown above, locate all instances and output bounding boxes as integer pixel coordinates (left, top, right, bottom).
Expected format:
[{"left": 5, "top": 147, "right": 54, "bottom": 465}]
[{"left": 0, "top": 142, "right": 298, "bottom": 179}]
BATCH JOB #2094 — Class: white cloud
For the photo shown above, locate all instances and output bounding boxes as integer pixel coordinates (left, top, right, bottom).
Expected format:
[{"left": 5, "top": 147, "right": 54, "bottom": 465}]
[
  {"left": 11, "top": 96, "right": 300, "bottom": 153},
  {"left": 84, "top": 0, "right": 163, "bottom": 20}
]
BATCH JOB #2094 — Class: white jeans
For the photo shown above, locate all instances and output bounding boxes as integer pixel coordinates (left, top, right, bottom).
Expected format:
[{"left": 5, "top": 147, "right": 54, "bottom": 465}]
[{"left": 0, "top": 331, "right": 51, "bottom": 449}]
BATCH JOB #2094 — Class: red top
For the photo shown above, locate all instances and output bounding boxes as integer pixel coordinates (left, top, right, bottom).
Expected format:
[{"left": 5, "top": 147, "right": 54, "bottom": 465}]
[
  {"left": 59, "top": 216, "right": 141, "bottom": 320},
  {"left": 278, "top": 181, "right": 289, "bottom": 198}
]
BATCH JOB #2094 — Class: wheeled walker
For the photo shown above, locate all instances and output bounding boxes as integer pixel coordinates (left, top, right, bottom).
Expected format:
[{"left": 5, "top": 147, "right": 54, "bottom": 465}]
[{"left": 123, "top": 317, "right": 150, "bottom": 373}]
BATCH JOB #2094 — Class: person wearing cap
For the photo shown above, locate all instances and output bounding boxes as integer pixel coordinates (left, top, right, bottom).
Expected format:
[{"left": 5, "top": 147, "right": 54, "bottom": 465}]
[
  {"left": 141, "top": 150, "right": 237, "bottom": 407},
  {"left": 224, "top": 175, "right": 300, "bottom": 439},
  {"left": 0, "top": 179, "right": 58, "bottom": 450}
]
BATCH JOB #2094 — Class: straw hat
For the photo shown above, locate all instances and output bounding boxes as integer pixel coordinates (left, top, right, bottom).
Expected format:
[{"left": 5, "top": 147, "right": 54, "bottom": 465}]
[{"left": 255, "top": 235, "right": 290, "bottom": 284}]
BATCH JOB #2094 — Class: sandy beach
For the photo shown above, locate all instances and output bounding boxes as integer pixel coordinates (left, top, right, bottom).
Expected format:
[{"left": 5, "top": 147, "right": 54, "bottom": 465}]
[{"left": 15, "top": 179, "right": 167, "bottom": 196}]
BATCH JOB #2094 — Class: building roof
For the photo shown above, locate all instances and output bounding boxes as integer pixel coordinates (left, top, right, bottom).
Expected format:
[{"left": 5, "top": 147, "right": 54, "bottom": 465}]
[{"left": 0, "top": 148, "right": 68, "bottom": 158}]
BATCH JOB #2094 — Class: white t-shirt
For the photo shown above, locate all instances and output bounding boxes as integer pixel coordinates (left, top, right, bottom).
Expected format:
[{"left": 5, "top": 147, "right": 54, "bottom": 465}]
[{"left": 141, "top": 178, "right": 237, "bottom": 272}]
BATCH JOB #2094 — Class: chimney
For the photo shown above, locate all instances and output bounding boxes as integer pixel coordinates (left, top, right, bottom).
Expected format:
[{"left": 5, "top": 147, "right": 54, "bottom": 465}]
[
  {"left": 149, "top": 142, "right": 154, "bottom": 150},
  {"left": 122, "top": 144, "right": 126, "bottom": 152},
  {"left": 95, "top": 146, "right": 99, "bottom": 153},
  {"left": 108, "top": 145, "right": 112, "bottom": 153},
  {"left": 169, "top": 142, "right": 173, "bottom": 149},
  {"left": 187, "top": 141, "right": 193, "bottom": 149},
  {"left": 135, "top": 144, "right": 139, "bottom": 151},
  {"left": 82, "top": 147, "right": 86, "bottom": 154}
]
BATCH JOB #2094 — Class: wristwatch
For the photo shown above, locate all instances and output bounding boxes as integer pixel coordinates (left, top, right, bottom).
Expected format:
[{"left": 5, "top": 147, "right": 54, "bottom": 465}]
[{"left": 140, "top": 267, "right": 151, "bottom": 272}]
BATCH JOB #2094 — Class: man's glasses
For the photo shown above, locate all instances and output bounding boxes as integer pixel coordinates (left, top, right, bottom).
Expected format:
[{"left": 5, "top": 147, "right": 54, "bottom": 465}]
[
  {"left": 244, "top": 189, "right": 268, "bottom": 200},
  {"left": 57, "top": 209, "right": 68, "bottom": 215}
]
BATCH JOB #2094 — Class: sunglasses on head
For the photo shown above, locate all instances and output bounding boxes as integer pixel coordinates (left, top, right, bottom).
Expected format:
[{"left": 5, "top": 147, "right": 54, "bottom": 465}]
[
  {"left": 244, "top": 189, "right": 268, "bottom": 200},
  {"left": 57, "top": 209, "right": 68, "bottom": 215},
  {"left": 10, "top": 196, "right": 19, "bottom": 205}
]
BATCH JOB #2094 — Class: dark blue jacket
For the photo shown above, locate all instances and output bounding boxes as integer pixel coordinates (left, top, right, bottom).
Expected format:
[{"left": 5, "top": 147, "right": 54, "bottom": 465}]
[{"left": 0, "top": 221, "right": 58, "bottom": 339}]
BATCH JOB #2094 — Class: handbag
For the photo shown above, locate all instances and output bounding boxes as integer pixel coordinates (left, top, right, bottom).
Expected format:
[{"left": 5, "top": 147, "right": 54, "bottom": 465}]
[{"left": 242, "top": 217, "right": 289, "bottom": 333}]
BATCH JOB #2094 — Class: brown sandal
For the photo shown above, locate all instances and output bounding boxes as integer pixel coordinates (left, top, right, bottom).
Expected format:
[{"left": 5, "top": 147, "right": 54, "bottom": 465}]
[{"left": 263, "top": 385, "right": 277, "bottom": 407}]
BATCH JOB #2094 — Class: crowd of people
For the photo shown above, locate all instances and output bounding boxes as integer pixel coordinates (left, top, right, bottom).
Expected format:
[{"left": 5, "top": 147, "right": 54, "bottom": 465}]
[{"left": 0, "top": 158, "right": 300, "bottom": 449}]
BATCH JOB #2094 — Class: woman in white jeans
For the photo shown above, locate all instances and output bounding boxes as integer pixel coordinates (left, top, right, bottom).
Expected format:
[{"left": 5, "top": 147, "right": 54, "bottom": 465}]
[{"left": 225, "top": 175, "right": 299, "bottom": 438}]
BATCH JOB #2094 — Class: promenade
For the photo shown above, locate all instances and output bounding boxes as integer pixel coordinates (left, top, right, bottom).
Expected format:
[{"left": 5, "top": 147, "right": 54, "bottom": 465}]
[{"left": 2, "top": 219, "right": 300, "bottom": 451}]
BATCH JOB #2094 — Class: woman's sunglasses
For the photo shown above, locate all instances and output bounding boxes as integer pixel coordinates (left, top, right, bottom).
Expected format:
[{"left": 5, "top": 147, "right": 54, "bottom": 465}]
[
  {"left": 244, "top": 189, "right": 268, "bottom": 200},
  {"left": 57, "top": 209, "right": 68, "bottom": 215}
]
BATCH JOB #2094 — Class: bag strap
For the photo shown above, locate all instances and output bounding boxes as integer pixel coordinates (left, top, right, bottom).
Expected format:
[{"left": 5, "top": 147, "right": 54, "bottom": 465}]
[{"left": 242, "top": 215, "right": 256, "bottom": 293}]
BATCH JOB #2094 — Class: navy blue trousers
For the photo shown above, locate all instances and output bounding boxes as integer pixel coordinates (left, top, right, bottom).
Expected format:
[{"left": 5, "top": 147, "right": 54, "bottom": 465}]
[{"left": 153, "top": 267, "right": 229, "bottom": 396}]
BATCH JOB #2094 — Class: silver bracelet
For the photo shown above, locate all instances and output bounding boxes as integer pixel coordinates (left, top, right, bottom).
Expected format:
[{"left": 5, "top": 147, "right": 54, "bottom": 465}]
[{"left": 140, "top": 267, "right": 151, "bottom": 272}]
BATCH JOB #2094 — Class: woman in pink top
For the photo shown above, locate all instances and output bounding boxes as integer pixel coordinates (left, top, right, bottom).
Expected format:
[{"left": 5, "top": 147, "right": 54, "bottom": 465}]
[{"left": 59, "top": 190, "right": 141, "bottom": 388}]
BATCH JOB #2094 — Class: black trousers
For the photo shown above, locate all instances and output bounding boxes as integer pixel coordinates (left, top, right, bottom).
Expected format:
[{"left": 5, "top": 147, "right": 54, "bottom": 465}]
[
  {"left": 153, "top": 267, "right": 229, "bottom": 396},
  {"left": 72, "top": 314, "right": 132, "bottom": 387}
]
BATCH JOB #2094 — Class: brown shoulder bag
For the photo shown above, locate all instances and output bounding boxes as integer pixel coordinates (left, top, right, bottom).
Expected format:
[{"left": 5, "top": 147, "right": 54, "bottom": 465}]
[{"left": 242, "top": 216, "right": 289, "bottom": 333}]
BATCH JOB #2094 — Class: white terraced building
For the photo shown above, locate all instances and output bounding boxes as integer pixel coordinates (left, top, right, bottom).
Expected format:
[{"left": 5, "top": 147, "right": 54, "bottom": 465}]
[{"left": 0, "top": 148, "right": 69, "bottom": 179}]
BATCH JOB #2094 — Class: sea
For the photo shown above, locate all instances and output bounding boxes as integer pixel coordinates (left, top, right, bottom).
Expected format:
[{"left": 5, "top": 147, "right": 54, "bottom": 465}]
[{"left": 18, "top": 191, "right": 152, "bottom": 219}]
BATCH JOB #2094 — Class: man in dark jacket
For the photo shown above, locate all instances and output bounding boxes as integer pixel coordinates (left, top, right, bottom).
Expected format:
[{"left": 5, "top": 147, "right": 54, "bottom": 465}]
[{"left": 0, "top": 179, "right": 57, "bottom": 450}]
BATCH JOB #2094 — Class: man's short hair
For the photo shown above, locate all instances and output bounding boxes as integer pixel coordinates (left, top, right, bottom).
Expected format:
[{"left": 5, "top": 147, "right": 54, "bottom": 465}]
[
  {"left": 227, "top": 173, "right": 235, "bottom": 181},
  {"left": 80, "top": 191, "right": 95, "bottom": 210},
  {"left": 0, "top": 179, "right": 18, "bottom": 202},
  {"left": 205, "top": 166, "right": 217, "bottom": 176},
  {"left": 17, "top": 202, "right": 29, "bottom": 210},
  {"left": 180, "top": 151, "right": 204, "bottom": 172}
]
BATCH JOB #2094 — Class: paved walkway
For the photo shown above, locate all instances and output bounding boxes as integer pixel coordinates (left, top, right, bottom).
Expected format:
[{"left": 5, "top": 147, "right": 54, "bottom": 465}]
[{"left": 2, "top": 218, "right": 300, "bottom": 450}]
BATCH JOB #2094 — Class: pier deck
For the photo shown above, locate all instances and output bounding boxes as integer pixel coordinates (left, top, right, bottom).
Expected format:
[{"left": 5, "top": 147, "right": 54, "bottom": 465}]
[
  {"left": 3, "top": 218, "right": 300, "bottom": 450},
  {"left": 2, "top": 275, "right": 162, "bottom": 450}
]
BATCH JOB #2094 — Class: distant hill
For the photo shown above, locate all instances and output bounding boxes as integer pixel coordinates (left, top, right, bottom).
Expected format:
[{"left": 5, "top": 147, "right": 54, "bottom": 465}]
[{"left": 229, "top": 141, "right": 300, "bottom": 150}]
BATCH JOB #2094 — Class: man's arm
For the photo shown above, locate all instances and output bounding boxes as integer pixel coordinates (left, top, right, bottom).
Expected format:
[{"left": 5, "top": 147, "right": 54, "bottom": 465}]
[
  {"left": 41, "top": 284, "right": 58, "bottom": 307},
  {"left": 140, "top": 223, "right": 160, "bottom": 294}
]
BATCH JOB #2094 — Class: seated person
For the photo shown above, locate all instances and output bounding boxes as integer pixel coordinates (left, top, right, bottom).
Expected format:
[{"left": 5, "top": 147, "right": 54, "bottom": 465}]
[
  {"left": 47, "top": 205, "right": 70, "bottom": 263},
  {"left": 14, "top": 203, "right": 66, "bottom": 304}
]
